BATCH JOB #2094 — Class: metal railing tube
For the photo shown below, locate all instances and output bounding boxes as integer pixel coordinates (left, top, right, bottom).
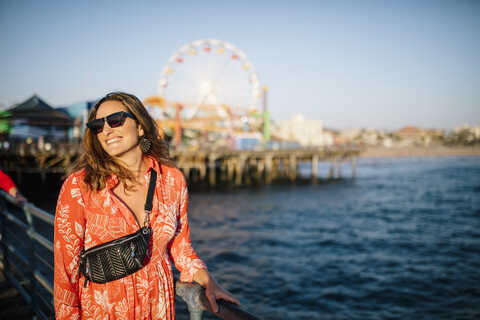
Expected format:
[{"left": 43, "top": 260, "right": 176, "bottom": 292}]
[
  {"left": 198, "top": 292, "right": 263, "bottom": 320},
  {"left": 28, "top": 205, "right": 55, "bottom": 225},
  {"left": 5, "top": 241, "right": 29, "bottom": 266},
  {"left": 176, "top": 280, "right": 262, "bottom": 320},
  {"left": 34, "top": 270, "right": 54, "bottom": 295},
  {"left": 3, "top": 208, "right": 28, "bottom": 229},
  {"left": 31, "top": 231, "right": 54, "bottom": 252}
]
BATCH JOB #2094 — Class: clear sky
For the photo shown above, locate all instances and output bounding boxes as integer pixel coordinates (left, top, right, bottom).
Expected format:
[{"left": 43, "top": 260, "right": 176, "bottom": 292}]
[{"left": 1, "top": 0, "right": 479, "bottom": 131}]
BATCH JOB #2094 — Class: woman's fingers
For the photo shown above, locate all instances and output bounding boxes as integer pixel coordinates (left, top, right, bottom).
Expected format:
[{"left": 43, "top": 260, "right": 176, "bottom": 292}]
[
  {"left": 207, "top": 292, "right": 219, "bottom": 313},
  {"left": 219, "top": 291, "right": 242, "bottom": 307},
  {"left": 208, "top": 290, "right": 242, "bottom": 313}
]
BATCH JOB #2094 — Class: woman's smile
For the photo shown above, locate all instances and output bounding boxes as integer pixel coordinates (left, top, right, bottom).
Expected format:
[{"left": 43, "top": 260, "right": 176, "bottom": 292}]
[{"left": 106, "top": 136, "right": 123, "bottom": 145}]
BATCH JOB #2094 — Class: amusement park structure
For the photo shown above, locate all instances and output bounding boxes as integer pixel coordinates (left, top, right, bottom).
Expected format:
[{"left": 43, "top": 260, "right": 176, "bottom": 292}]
[{"left": 144, "top": 39, "right": 270, "bottom": 150}]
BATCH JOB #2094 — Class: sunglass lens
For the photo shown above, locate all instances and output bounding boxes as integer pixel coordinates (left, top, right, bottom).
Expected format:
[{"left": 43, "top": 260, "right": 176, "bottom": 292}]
[
  {"left": 88, "top": 119, "right": 105, "bottom": 134},
  {"left": 107, "top": 113, "right": 124, "bottom": 128}
]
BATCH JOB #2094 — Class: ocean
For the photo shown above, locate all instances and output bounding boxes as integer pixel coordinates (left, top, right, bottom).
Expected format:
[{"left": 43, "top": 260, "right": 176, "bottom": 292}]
[{"left": 179, "top": 156, "right": 480, "bottom": 319}]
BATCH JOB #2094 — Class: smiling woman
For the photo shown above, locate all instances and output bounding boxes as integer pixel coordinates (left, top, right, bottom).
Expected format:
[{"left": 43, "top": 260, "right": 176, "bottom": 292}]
[{"left": 53, "top": 92, "right": 241, "bottom": 319}]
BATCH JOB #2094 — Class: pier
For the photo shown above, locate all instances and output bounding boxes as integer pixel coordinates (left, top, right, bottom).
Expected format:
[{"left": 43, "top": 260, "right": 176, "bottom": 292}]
[
  {"left": 1, "top": 145, "right": 362, "bottom": 189},
  {"left": 175, "top": 147, "right": 360, "bottom": 186}
]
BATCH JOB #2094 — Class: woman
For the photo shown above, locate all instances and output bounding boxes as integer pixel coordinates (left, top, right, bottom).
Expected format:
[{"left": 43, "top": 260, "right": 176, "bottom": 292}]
[{"left": 54, "top": 92, "right": 240, "bottom": 319}]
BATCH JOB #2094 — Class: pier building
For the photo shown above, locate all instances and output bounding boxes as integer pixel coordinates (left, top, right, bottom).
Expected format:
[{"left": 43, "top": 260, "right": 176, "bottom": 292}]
[{"left": 3, "top": 95, "right": 73, "bottom": 147}]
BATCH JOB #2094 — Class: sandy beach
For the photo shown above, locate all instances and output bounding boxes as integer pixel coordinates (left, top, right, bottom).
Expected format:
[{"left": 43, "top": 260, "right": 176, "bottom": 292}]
[{"left": 361, "top": 146, "right": 480, "bottom": 158}]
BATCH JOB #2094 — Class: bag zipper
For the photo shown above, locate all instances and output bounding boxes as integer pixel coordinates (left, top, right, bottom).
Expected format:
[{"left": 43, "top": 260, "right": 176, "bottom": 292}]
[{"left": 80, "top": 229, "right": 146, "bottom": 256}]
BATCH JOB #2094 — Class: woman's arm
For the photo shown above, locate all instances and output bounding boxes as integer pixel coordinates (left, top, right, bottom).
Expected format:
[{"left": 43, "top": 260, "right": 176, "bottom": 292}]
[
  {"left": 168, "top": 173, "right": 241, "bottom": 312},
  {"left": 53, "top": 173, "right": 86, "bottom": 319},
  {"left": 0, "top": 170, "right": 26, "bottom": 204},
  {"left": 168, "top": 181, "right": 208, "bottom": 279},
  {"left": 0, "top": 169, "right": 16, "bottom": 193}
]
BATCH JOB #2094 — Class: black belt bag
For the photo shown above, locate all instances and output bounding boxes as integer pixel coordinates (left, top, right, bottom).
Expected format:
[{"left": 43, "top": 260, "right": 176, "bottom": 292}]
[{"left": 79, "top": 169, "right": 157, "bottom": 287}]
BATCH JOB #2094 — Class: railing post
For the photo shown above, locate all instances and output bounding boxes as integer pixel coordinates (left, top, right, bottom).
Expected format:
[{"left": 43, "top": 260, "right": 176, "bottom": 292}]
[{"left": 176, "top": 281, "right": 204, "bottom": 320}]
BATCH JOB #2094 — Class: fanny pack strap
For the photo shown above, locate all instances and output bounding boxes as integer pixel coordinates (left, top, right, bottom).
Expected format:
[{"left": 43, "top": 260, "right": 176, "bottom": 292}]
[{"left": 143, "top": 168, "right": 157, "bottom": 227}]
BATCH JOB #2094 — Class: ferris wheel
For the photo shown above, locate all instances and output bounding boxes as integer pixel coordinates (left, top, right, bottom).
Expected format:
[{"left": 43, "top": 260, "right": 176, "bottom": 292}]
[{"left": 157, "top": 39, "right": 261, "bottom": 122}]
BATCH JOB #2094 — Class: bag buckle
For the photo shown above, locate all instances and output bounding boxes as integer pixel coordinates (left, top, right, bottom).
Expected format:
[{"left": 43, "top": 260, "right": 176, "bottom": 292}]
[{"left": 143, "top": 210, "right": 151, "bottom": 227}]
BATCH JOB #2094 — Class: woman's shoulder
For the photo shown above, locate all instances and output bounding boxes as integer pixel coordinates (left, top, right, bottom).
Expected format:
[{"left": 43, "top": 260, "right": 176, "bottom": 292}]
[
  {"left": 63, "top": 169, "right": 87, "bottom": 187},
  {"left": 161, "top": 164, "right": 184, "bottom": 178},
  {"left": 57, "top": 169, "right": 89, "bottom": 201},
  {"left": 160, "top": 164, "right": 186, "bottom": 186}
]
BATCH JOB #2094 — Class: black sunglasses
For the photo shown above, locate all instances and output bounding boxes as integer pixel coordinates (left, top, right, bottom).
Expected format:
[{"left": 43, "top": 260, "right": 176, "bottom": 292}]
[{"left": 86, "top": 111, "right": 136, "bottom": 134}]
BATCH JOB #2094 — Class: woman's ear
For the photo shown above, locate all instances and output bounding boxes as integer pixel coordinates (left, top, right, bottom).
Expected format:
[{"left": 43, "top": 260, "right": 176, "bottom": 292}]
[{"left": 138, "top": 124, "right": 144, "bottom": 137}]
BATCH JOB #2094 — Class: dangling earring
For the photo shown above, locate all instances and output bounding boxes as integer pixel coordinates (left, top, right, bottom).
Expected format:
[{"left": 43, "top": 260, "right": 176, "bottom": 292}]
[{"left": 139, "top": 136, "right": 151, "bottom": 153}]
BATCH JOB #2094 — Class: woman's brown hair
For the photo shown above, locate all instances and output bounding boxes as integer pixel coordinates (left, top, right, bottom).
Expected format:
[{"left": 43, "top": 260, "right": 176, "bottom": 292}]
[{"left": 66, "top": 92, "right": 176, "bottom": 192}]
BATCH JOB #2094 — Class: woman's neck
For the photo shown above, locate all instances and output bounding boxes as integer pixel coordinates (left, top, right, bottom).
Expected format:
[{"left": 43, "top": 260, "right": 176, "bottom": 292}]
[{"left": 118, "top": 153, "right": 149, "bottom": 182}]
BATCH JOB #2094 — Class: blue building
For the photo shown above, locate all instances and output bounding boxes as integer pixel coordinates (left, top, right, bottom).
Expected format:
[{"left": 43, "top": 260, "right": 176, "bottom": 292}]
[{"left": 58, "top": 100, "right": 96, "bottom": 142}]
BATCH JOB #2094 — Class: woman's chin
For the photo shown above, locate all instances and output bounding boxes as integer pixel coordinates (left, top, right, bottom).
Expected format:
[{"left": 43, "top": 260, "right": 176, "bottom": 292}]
[{"left": 105, "top": 146, "right": 141, "bottom": 159}]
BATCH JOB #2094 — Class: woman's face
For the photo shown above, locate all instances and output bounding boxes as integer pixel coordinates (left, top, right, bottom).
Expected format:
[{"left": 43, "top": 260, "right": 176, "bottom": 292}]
[{"left": 94, "top": 100, "right": 144, "bottom": 159}]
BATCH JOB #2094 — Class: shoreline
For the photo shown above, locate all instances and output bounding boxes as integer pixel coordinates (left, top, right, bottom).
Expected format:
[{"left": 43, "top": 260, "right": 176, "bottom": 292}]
[{"left": 360, "top": 146, "right": 480, "bottom": 158}]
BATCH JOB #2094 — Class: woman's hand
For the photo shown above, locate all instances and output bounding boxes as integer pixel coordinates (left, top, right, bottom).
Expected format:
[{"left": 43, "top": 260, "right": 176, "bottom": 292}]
[
  {"left": 193, "top": 268, "right": 241, "bottom": 313},
  {"left": 15, "top": 192, "right": 27, "bottom": 205},
  {"left": 8, "top": 187, "right": 27, "bottom": 205}
]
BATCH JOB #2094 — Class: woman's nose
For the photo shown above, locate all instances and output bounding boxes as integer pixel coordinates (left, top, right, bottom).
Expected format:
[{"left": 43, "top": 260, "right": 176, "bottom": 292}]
[{"left": 102, "top": 122, "right": 114, "bottom": 134}]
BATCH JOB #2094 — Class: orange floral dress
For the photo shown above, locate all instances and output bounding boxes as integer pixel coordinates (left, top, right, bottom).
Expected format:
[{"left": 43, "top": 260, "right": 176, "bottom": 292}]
[{"left": 53, "top": 159, "right": 207, "bottom": 320}]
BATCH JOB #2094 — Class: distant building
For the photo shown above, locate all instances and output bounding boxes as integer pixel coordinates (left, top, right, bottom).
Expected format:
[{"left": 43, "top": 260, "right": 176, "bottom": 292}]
[
  {"left": 275, "top": 114, "right": 333, "bottom": 147},
  {"left": 339, "top": 128, "right": 390, "bottom": 147},
  {"left": 234, "top": 132, "right": 263, "bottom": 150},
  {"left": 454, "top": 124, "right": 480, "bottom": 142},
  {"left": 6, "top": 95, "right": 73, "bottom": 147},
  {"left": 393, "top": 126, "right": 443, "bottom": 146}
]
